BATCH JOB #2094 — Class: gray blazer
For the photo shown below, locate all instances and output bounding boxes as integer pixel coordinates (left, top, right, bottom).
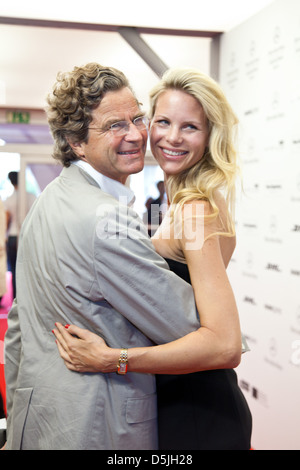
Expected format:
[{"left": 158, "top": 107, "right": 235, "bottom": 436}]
[{"left": 5, "top": 165, "right": 199, "bottom": 450}]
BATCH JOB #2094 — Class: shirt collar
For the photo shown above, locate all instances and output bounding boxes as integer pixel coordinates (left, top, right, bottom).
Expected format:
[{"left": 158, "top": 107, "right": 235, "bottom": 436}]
[{"left": 72, "top": 160, "right": 135, "bottom": 207}]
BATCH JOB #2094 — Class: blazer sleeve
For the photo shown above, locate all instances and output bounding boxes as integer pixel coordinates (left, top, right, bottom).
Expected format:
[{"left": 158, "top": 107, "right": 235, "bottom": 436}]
[
  {"left": 4, "top": 300, "right": 22, "bottom": 425},
  {"left": 92, "top": 203, "right": 200, "bottom": 345}
]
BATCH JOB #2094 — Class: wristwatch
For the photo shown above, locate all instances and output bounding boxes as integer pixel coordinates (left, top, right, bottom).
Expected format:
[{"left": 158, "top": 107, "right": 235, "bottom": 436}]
[{"left": 116, "top": 348, "right": 128, "bottom": 375}]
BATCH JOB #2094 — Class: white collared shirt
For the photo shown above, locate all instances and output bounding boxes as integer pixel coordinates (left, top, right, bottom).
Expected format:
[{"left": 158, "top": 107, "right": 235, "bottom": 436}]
[{"left": 72, "top": 160, "right": 135, "bottom": 207}]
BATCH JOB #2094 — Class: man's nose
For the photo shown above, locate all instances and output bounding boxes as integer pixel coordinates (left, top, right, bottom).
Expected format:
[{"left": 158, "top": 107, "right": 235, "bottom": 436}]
[{"left": 124, "top": 122, "right": 145, "bottom": 141}]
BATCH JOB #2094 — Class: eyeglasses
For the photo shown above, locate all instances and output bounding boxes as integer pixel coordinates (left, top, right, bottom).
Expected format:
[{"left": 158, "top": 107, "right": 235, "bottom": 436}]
[{"left": 88, "top": 116, "right": 149, "bottom": 137}]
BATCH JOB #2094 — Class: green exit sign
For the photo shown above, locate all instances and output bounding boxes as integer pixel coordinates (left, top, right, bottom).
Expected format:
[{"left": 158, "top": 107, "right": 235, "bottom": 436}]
[{"left": 6, "top": 110, "right": 30, "bottom": 124}]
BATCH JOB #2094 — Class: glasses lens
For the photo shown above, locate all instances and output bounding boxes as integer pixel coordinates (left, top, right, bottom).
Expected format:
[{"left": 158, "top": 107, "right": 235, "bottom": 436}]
[
  {"left": 133, "top": 116, "right": 148, "bottom": 129},
  {"left": 110, "top": 121, "right": 128, "bottom": 135},
  {"left": 109, "top": 117, "right": 149, "bottom": 136}
]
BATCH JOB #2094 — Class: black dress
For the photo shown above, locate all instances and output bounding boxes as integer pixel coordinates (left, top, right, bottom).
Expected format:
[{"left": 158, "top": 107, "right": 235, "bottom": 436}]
[{"left": 156, "top": 258, "right": 252, "bottom": 450}]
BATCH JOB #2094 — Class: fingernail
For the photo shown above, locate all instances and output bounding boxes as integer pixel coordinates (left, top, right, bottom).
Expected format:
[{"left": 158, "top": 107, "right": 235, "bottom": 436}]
[{"left": 65, "top": 324, "right": 70, "bottom": 329}]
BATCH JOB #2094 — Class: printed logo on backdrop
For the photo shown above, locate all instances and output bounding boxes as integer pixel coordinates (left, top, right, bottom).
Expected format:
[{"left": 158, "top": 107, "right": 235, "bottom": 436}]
[
  {"left": 290, "top": 266, "right": 300, "bottom": 277},
  {"left": 290, "top": 81, "right": 300, "bottom": 112},
  {"left": 290, "top": 221, "right": 300, "bottom": 271},
  {"left": 245, "top": 40, "right": 260, "bottom": 80},
  {"left": 225, "top": 52, "right": 239, "bottom": 90},
  {"left": 296, "top": 306, "right": 300, "bottom": 326},
  {"left": 264, "top": 337, "right": 283, "bottom": 371},
  {"left": 269, "top": 214, "right": 277, "bottom": 234},
  {"left": 243, "top": 181, "right": 260, "bottom": 196},
  {"left": 268, "top": 25, "right": 285, "bottom": 70},
  {"left": 268, "top": 337, "right": 278, "bottom": 357},
  {"left": 266, "top": 91, "right": 285, "bottom": 121},
  {"left": 264, "top": 303, "right": 282, "bottom": 316},
  {"left": 292, "top": 137, "right": 300, "bottom": 147},
  {"left": 290, "top": 306, "right": 300, "bottom": 335},
  {"left": 243, "top": 295, "right": 257, "bottom": 307},
  {"left": 291, "top": 223, "right": 300, "bottom": 233},
  {"left": 264, "top": 180, "right": 284, "bottom": 200},
  {"left": 273, "top": 25, "right": 281, "bottom": 45},
  {"left": 290, "top": 340, "right": 300, "bottom": 367},
  {"left": 291, "top": 172, "right": 300, "bottom": 202},
  {"left": 290, "top": 310, "right": 300, "bottom": 367},
  {"left": 293, "top": 19, "right": 300, "bottom": 64},
  {"left": 264, "top": 214, "right": 283, "bottom": 244},
  {"left": 265, "top": 182, "right": 283, "bottom": 192},
  {"left": 243, "top": 137, "right": 260, "bottom": 164},
  {"left": 244, "top": 106, "right": 259, "bottom": 118},
  {"left": 247, "top": 137, "right": 255, "bottom": 156},
  {"left": 264, "top": 137, "right": 285, "bottom": 155},
  {"left": 242, "top": 221, "right": 258, "bottom": 236},
  {"left": 297, "top": 173, "right": 300, "bottom": 192},
  {"left": 239, "top": 379, "right": 268, "bottom": 407},
  {"left": 265, "top": 262, "right": 282, "bottom": 273},
  {"left": 242, "top": 251, "right": 258, "bottom": 279}
]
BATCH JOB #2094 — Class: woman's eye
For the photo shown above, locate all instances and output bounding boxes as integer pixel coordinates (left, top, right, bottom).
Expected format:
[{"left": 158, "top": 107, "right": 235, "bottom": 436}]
[
  {"left": 183, "top": 124, "right": 197, "bottom": 131},
  {"left": 156, "top": 119, "right": 169, "bottom": 127}
]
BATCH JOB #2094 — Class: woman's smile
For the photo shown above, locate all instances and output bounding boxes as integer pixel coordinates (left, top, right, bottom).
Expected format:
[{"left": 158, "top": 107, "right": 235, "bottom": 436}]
[{"left": 160, "top": 147, "right": 188, "bottom": 158}]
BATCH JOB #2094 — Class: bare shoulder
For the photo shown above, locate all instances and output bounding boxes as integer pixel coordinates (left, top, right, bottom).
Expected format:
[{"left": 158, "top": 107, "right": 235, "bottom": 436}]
[{"left": 178, "top": 194, "right": 236, "bottom": 266}]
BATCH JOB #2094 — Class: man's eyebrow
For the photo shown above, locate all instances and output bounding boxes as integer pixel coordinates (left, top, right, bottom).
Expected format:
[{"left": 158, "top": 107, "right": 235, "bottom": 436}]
[{"left": 101, "top": 118, "right": 120, "bottom": 128}]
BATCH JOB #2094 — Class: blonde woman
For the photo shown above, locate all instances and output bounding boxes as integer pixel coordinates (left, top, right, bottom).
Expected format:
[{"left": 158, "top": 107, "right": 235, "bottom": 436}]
[{"left": 54, "top": 69, "right": 252, "bottom": 450}]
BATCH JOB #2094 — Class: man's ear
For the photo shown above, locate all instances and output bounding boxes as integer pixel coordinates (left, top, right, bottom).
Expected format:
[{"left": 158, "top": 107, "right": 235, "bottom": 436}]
[{"left": 67, "top": 137, "right": 85, "bottom": 158}]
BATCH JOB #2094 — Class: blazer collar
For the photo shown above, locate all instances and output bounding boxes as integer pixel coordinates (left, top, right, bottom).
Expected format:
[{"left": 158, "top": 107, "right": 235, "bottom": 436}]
[{"left": 64, "top": 160, "right": 135, "bottom": 206}]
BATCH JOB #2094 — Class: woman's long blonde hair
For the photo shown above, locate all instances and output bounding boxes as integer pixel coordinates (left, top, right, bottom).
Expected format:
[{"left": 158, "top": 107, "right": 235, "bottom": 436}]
[{"left": 149, "top": 68, "right": 239, "bottom": 237}]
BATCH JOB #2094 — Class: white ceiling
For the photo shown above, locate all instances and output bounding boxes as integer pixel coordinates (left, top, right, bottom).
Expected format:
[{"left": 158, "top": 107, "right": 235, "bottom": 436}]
[
  {"left": 0, "top": 0, "right": 275, "bottom": 144},
  {"left": 0, "top": 0, "right": 275, "bottom": 32}
]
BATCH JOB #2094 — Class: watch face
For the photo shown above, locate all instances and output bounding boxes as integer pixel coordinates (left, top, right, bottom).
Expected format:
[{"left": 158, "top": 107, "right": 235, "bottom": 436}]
[
  {"left": 117, "top": 363, "right": 128, "bottom": 374},
  {"left": 117, "top": 348, "right": 128, "bottom": 374}
]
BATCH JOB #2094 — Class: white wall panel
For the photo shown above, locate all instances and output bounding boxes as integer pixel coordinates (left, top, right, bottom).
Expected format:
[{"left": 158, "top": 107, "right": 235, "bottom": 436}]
[{"left": 220, "top": 0, "right": 300, "bottom": 450}]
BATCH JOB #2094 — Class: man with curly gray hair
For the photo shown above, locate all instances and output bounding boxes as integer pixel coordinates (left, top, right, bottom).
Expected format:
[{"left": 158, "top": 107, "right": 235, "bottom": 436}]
[{"left": 4, "top": 63, "right": 199, "bottom": 450}]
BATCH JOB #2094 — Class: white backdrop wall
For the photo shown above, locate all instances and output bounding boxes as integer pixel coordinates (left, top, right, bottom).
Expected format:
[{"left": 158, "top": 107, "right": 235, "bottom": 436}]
[{"left": 220, "top": 0, "right": 300, "bottom": 450}]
